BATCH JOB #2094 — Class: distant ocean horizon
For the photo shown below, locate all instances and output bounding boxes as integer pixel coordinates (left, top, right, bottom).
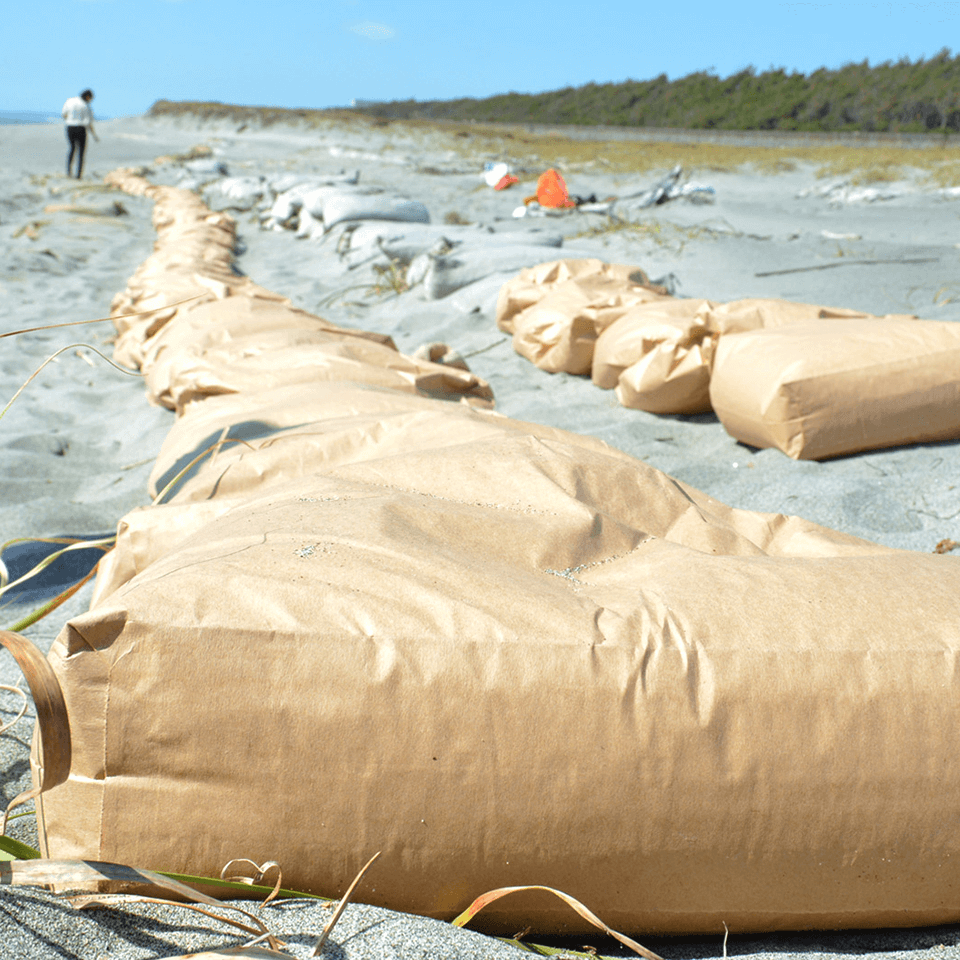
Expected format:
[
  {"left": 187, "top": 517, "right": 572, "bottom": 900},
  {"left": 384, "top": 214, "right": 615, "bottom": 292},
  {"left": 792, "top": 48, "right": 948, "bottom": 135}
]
[{"left": 0, "top": 110, "right": 58, "bottom": 125}]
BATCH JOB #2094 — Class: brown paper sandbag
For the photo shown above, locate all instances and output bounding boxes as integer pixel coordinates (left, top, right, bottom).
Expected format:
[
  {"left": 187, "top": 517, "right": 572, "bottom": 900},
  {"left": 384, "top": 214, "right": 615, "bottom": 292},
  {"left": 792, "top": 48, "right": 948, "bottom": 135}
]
[
  {"left": 111, "top": 406, "right": 648, "bottom": 598},
  {"left": 145, "top": 336, "right": 494, "bottom": 413},
  {"left": 705, "top": 297, "right": 876, "bottom": 333},
  {"left": 614, "top": 335, "right": 714, "bottom": 414},
  {"left": 591, "top": 299, "right": 714, "bottom": 391},
  {"left": 148, "top": 381, "right": 459, "bottom": 499},
  {"left": 510, "top": 286, "right": 605, "bottom": 375},
  {"left": 141, "top": 297, "right": 395, "bottom": 405},
  {"left": 511, "top": 285, "right": 668, "bottom": 375},
  {"left": 155, "top": 409, "right": 519, "bottom": 505},
  {"left": 495, "top": 258, "right": 656, "bottom": 334},
  {"left": 710, "top": 318, "right": 960, "bottom": 459},
  {"left": 90, "top": 499, "right": 243, "bottom": 607},
  {"left": 38, "top": 430, "right": 960, "bottom": 937}
]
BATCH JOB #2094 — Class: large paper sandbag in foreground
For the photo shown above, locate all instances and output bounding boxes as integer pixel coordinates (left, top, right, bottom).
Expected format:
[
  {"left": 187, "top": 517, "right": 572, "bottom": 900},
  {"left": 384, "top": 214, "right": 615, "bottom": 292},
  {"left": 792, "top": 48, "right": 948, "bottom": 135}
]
[
  {"left": 37, "top": 425, "right": 960, "bottom": 937},
  {"left": 152, "top": 406, "right": 547, "bottom": 506},
  {"left": 710, "top": 318, "right": 960, "bottom": 459}
]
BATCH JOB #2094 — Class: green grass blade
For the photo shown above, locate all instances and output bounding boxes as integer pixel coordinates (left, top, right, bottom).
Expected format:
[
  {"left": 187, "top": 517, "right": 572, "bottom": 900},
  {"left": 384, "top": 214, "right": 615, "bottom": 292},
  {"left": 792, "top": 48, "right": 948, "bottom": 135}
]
[
  {"left": 0, "top": 836, "right": 42, "bottom": 861},
  {"left": 156, "top": 870, "right": 330, "bottom": 902}
]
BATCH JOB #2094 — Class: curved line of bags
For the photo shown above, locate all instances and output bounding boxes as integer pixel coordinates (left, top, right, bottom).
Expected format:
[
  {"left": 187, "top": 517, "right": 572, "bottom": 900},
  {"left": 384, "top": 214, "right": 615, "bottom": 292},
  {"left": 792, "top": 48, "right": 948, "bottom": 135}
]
[
  {"left": 31, "top": 166, "right": 960, "bottom": 939},
  {"left": 497, "top": 258, "right": 960, "bottom": 460}
]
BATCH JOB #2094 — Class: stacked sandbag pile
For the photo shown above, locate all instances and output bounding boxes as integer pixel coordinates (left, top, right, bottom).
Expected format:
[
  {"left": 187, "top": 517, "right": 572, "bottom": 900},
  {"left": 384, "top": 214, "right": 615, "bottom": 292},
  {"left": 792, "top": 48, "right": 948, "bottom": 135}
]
[
  {"left": 498, "top": 259, "right": 960, "bottom": 458},
  {"left": 495, "top": 258, "right": 672, "bottom": 375},
  {"left": 31, "top": 170, "right": 960, "bottom": 941}
]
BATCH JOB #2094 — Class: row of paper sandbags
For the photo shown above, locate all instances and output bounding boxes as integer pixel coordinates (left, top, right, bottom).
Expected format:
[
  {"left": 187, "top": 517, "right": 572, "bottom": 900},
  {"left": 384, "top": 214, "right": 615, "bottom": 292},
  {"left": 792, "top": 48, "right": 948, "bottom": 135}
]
[
  {"left": 497, "top": 259, "right": 960, "bottom": 460},
  {"left": 102, "top": 168, "right": 494, "bottom": 413},
  {"left": 31, "top": 170, "right": 960, "bottom": 939}
]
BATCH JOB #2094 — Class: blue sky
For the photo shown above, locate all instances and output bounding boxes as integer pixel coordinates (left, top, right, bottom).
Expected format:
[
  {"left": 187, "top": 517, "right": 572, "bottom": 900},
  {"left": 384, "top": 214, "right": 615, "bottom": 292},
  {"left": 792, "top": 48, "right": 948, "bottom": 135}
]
[{"left": 4, "top": 0, "right": 959, "bottom": 118}]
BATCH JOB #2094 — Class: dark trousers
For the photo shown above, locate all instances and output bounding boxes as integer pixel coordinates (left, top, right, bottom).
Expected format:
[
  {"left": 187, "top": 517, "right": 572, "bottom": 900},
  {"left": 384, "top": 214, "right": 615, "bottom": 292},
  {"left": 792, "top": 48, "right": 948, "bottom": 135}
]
[{"left": 66, "top": 126, "right": 87, "bottom": 178}]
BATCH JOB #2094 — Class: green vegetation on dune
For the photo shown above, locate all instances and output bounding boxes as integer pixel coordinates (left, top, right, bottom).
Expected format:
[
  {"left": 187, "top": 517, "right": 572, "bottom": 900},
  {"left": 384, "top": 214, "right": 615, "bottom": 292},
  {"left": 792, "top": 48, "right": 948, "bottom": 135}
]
[
  {"left": 147, "top": 96, "right": 960, "bottom": 187},
  {"left": 350, "top": 49, "right": 960, "bottom": 134}
]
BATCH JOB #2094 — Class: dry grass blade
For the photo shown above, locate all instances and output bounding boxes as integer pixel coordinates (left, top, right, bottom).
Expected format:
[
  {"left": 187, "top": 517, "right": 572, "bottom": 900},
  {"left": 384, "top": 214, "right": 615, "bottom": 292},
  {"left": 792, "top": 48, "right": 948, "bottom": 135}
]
[
  {"left": 68, "top": 893, "right": 283, "bottom": 948},
  {"left": 755, "top": 257, "right": 938, "bottom": 278},
  {"left": 0, "top": 684, "right": 28, "bottom": 735},
  {"left": 156, "top": 868, "right": 328, "bottom": 903},
  {"left": 165, "top": 947, "right": 290, "bottom": 958},
  {"left": 452, "top": 884, "right": 665, "bottom": 960},
  {"left": 6, "top": 563, "right": 103, "bottom": 633},
  {"left": 0, "top": 343, "right": 141, "bottom": 424},
  {"left": 311, "top": 851, "right": 380, "bottom": 956},
  {"left": 1, "top": 859, "right": 283, "bottom": 950},
  {"left": 0, "top": 537, "right": 113, "bottom": 601},
  {"left": 0, "top": 631, "right": 71, "bottom": 831},
  {"left": 153, "top": 432, "right": 254, "bottom": 505},
  {"left": 220, "top": 859, "right": 283, "bottom": 913},
  {"left": 1, "top": 537, "right": 115, "bottom": 631},
  {"left": 0, "top": 295, "right": 203, "bottom": 341}
]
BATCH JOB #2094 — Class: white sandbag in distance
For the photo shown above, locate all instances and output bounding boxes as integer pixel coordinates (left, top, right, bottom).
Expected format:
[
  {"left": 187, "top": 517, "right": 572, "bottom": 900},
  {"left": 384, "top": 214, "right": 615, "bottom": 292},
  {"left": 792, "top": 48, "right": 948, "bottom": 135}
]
[
  {"left": 203, "top": 176, "right": 268, "bottom": 211},
  {"left": 295, "top": 208, "right": 325, "bottom": 240},
  {"left": 264, "top": 178, "right": 368, "bottom": 225},
  {"left": 323, "top": 194, "right": 430, "bottom": 229},
  {"left": 347, "top": 223, "right": 563, "bottom": 267},
  {"left": 709, "top": 318, "right": 960, "bottom": 459},
  {"left": 182, "top": 157, "right": 228, "bottom": 177},
  {"left": 300, "top": 184, "right": 384, "bottom": 221}
]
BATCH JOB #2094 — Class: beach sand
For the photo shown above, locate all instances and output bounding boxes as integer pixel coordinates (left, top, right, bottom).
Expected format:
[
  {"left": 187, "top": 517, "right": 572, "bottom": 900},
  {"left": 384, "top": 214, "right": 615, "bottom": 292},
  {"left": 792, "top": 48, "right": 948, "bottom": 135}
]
[{"left": 0, "top": 111, "right": 959, "bottom": 959}]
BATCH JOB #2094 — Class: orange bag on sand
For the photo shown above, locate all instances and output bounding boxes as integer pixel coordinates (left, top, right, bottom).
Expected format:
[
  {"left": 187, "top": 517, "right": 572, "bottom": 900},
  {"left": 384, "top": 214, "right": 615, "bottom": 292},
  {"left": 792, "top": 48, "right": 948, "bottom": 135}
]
[{"left": 533, "top": 168, "right": 575, "bottom": 208}]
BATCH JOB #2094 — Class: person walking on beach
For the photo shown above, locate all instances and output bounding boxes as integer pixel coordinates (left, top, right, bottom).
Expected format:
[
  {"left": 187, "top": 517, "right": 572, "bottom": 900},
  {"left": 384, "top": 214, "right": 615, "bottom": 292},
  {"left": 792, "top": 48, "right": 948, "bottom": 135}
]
[{"left": 62, "top": 89, "right": 99, "bottom": 178}]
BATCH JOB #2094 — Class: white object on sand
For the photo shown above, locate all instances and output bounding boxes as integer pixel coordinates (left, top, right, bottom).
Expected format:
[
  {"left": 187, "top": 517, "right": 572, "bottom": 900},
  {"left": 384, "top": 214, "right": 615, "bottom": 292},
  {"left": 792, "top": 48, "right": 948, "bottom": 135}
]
[
  {"left": 481, "top": 161, "right": 510, "bottom": 187},
  {"left": 322, "top": 194, "right": 430, "bottom": 230}
]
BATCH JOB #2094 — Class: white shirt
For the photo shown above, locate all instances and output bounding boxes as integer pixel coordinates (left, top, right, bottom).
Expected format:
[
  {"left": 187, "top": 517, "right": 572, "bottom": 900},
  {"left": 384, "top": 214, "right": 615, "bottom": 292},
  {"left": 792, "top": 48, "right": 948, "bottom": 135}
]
[{"left": 62, "top": 97, "right": 93, "bottom": 127}]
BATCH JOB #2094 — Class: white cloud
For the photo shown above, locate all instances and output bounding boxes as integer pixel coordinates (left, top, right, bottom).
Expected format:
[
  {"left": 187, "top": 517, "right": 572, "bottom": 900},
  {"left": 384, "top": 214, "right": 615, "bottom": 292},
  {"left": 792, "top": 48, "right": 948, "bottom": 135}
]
[{"left": 349, "top": 21, "right": 396, "bottom": 41}]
